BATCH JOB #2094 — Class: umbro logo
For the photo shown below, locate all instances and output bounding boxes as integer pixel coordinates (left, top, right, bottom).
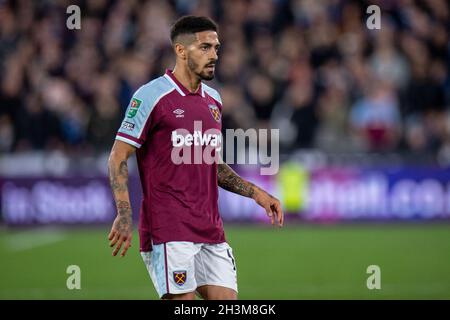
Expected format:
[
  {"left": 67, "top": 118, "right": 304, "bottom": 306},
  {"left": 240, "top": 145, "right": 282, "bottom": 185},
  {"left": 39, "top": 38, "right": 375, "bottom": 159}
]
[{"left": 173, "top": 108, "right": 184, "bottom": 118}]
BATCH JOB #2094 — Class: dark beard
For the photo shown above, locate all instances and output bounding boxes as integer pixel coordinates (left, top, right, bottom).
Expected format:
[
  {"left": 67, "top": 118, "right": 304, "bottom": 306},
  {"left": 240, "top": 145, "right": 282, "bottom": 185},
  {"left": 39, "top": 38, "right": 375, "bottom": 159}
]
[{"left": 187, "top": 56, "right": 215, "bottom": 81}]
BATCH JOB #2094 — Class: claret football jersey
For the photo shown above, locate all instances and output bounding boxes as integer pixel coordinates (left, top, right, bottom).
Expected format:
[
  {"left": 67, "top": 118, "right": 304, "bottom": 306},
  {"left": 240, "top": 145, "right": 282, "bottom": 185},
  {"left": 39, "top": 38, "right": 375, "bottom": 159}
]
[{"left": 116, "top": 70, "right": 226, "bottom": 251}]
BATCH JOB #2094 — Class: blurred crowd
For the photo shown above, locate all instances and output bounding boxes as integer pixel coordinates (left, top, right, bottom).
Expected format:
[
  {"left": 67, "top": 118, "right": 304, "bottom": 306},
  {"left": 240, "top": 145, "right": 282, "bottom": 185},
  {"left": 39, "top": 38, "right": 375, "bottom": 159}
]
[{"left": 0, "top": 0, "right": 449, "bottom": 160}]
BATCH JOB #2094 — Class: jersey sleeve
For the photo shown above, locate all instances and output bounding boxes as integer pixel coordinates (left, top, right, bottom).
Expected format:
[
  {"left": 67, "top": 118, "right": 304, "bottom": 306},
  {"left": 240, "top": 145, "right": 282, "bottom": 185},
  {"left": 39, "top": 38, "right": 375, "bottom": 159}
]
[
  {"left": 209, "top": 88, "right": 223, "bottom": 110},
  {"left": 116, "top": 83, "right": 169, "bottom": 148},
  {"left": 215, "top": 93, "right": 223, "bottom": 111},
  {"left": 202, "top": 84, "right": 223, "bottom": 115}
]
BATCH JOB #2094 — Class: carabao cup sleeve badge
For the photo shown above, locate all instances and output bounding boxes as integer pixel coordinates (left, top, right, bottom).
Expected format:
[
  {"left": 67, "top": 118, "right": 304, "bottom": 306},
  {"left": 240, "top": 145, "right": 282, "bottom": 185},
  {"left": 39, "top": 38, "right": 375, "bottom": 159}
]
[
  {"left": 208, "top": 104, "right": 221, "bottom": 122},
  {"left": 127, "top": 98, "right": 142, "bottom": 118}
]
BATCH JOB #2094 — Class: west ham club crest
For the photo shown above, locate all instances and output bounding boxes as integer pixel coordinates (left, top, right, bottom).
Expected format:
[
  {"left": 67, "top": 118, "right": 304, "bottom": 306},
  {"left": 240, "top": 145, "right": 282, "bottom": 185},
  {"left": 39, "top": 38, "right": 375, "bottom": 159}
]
[
  {"left": 173, "top": 270, "right": 187, "bottom": 286},
  {"left": 208, "top": 104, "right": 221, "bottom": 122}
]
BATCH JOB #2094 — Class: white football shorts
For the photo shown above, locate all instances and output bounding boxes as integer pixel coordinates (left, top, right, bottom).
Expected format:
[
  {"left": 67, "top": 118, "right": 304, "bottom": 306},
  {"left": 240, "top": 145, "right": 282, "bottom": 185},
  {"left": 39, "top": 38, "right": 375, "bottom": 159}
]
[{"left": 140, "top": 241, "right": 238, "bottom": 298}]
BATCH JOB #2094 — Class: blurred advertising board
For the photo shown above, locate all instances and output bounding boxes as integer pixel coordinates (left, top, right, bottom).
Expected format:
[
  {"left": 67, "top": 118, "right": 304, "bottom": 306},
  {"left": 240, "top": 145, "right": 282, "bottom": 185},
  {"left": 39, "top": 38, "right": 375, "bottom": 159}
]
[
  {"left": 1, "top": 163, "right": 450, "bottom": 225},
  {"left": 220, "top": 163, "right": 450, "bottom": 222},
  {"left": 0, "top": 177, "right": 115, "bottom": 224},
  {"left": 0, "top": 176, "right": 141, "bottom": 225}
]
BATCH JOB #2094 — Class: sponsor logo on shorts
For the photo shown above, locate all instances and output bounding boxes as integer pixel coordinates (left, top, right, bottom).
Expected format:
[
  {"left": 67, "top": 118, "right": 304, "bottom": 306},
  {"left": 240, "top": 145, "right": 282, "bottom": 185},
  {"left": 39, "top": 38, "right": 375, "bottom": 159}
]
[
  {"left": 121, "top": 121, "right": 135, "bottom": 131},
  {"left": 173, "top": 270, "right": 187, "bottom": 286}
]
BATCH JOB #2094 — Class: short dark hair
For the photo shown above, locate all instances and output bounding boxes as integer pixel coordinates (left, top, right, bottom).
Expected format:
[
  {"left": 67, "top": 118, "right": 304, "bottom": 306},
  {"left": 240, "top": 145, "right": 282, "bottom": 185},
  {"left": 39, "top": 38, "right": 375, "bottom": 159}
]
[{"left": 170, "top": 16, "right": 218, "bottom": 43}]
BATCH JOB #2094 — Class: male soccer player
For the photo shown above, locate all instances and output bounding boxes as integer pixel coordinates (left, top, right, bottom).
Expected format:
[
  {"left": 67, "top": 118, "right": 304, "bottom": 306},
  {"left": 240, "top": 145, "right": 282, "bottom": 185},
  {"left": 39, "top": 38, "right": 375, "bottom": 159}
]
[{"left": 108, "top": 16, "right": 283, "bottom": 300}]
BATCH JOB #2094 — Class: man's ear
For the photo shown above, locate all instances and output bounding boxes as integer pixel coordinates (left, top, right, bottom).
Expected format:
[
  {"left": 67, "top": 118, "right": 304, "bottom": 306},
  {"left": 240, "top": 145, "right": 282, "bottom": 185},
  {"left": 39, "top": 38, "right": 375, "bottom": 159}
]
[{"left": 174, "top": 43, "right": 186, "bottom": 60}]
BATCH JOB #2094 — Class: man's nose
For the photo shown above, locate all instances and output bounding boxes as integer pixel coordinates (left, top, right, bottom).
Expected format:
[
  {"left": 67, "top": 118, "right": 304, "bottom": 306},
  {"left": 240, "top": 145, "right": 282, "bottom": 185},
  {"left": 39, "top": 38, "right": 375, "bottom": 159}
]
[{"left": 209, "top": 50, "right": 218, "bottom": 61}]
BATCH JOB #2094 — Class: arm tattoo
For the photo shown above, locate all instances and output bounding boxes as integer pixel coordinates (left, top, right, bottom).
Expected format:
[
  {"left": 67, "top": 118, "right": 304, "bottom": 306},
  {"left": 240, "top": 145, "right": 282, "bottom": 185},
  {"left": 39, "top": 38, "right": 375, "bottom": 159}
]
[
  {"left": 109, "top": 160, "right": 128, "bottom": 194},
  {"left": 116, "top": 200, "right": 131, "bottom": 217},
  {"left": 217, "top": 163, "right": 257, "bottom": 198},
  {"left": 108, "top": 159, "right": 132, "bottom": 223}
]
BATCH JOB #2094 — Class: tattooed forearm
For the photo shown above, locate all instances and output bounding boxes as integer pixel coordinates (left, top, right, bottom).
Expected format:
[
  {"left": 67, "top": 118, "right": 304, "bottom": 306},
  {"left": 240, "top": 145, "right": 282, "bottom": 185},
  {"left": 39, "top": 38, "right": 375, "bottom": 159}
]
[
  {"left": 109, "top": 160, "right": 129, "bottom": 196},
  {"left": 218, "top": 163, "right": 283, "bottom": 227},
  {"left": 116, "top": 200, "right": 131, "bottom": 216},
  {"left": 108, "top": 155, "right": 132, "bottom": 219},
  {"left": 217, "top": 163, "right": 258, "bottom": 198}
]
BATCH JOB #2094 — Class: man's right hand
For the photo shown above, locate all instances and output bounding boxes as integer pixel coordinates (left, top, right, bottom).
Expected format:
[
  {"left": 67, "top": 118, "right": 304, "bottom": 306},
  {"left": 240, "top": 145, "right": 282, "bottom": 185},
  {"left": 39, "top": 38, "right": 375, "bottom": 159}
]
[{"left": 108, "top": 215, "right": 133, "bottom": 257}]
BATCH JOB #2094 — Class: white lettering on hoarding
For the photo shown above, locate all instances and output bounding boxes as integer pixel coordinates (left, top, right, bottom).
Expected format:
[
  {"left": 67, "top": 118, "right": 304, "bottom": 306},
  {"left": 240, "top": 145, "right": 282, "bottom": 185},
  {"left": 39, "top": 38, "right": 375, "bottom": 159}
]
[{"left": 1, "top": 181, "right": 114, "bottom": 224}]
